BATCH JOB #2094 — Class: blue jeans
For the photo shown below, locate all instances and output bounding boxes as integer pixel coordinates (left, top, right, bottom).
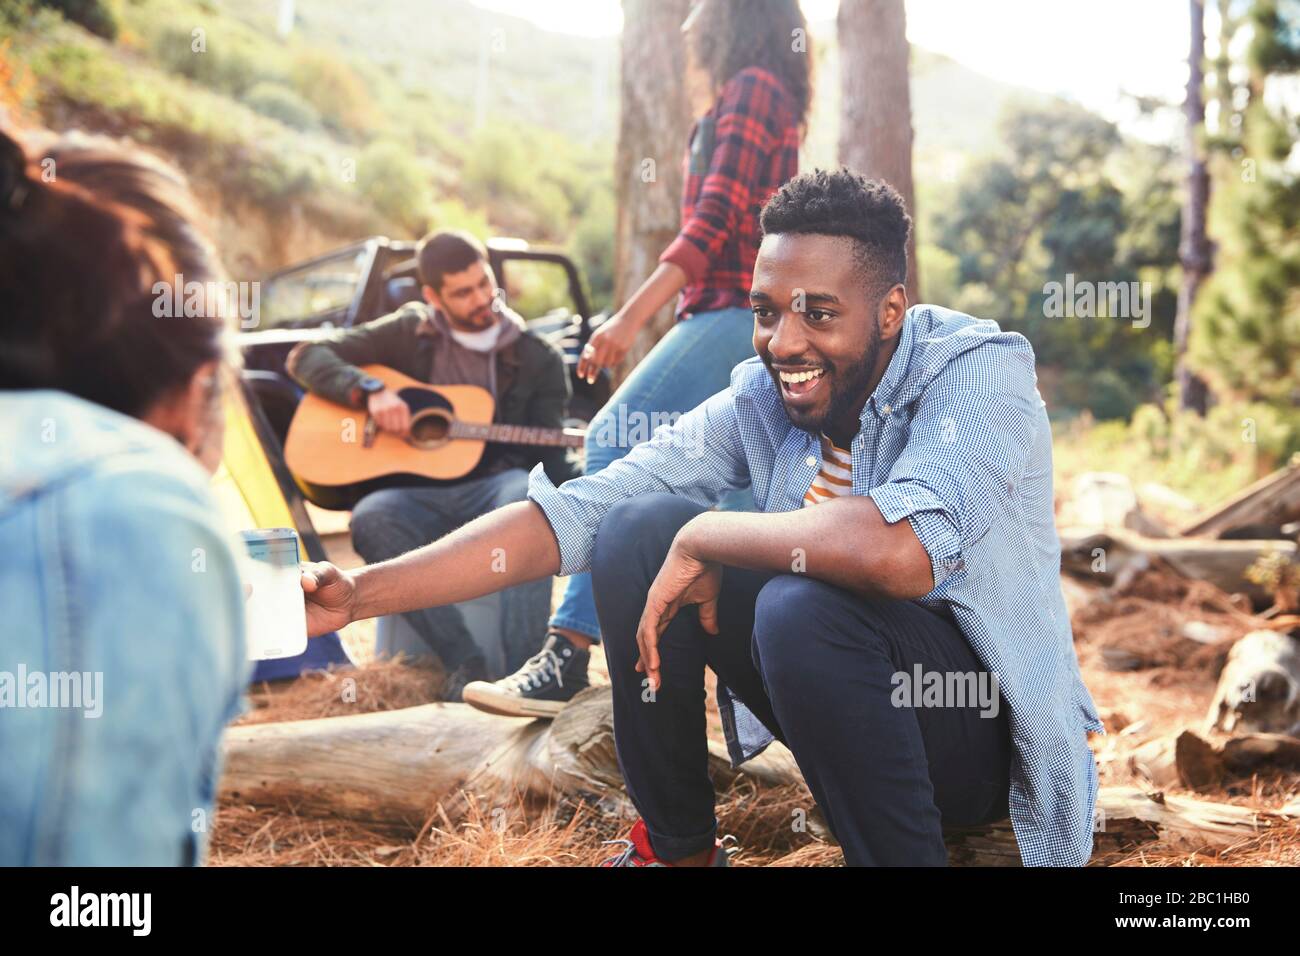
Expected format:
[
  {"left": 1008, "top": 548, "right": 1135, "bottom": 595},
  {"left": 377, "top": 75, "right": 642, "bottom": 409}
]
[
  {"left": 549, "top": 306, "right": 757, "bottom": 642},
  {"left": 350, "top": 467, "right": 551, "bottom": 677},
  {"left": 592, "top": 494, "right": 1013, "bottom": 865}
]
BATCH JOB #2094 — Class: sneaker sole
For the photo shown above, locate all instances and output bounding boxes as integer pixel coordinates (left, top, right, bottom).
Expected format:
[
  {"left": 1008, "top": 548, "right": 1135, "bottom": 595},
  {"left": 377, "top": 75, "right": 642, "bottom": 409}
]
[{"left": 461, "top": 682, "right": 571, "bottom": 719}]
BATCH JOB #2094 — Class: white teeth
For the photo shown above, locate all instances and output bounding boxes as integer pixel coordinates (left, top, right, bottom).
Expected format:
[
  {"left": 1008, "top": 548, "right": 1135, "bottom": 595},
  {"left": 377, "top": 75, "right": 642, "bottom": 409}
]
[{"left": 779, "top": 369, "right": 824, "bottom": 384}]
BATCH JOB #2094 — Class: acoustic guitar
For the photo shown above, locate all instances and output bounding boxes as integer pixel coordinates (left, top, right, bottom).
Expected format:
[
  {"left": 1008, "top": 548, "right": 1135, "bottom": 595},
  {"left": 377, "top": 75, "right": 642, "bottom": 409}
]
[{"left": 283, "top": 365, "right": 585, "bottom": 492}]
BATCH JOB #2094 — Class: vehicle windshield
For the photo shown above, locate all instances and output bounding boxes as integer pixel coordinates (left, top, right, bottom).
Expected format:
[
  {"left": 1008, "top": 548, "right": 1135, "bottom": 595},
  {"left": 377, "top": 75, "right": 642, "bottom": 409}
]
[{"left": 258, "top": 247, "right": 370, "bottom": 329}]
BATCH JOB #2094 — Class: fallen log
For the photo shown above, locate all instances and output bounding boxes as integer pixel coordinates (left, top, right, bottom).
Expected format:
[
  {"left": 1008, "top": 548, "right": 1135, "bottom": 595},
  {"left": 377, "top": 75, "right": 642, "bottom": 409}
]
[
  {"left": 220, "top": 685, "right": 800, "bottom": 826},
  {"left": 1206, "top": 630, "right": 1300, "bottom": 736},
  {"left": 1090, "top": 787, "right": 1289, "bottom": 853},
  {"left": 1180, "top": 455, "right": 1300, "bottom": 539},
  {"left": 945, "top": 786, "right": 1289, "bottom": 864},
  {"left": 1059, "top": 527, "right": 1295, "bottom": 602},
  {"left": 1129, "top": 728, "right": 1300, "bottom": 789},
  {"left": 1129, "top": 731, "right": 1220, "bottom": 789},
  {"left": 219, "top": 686, "right": 1289, "bottom": 865}
]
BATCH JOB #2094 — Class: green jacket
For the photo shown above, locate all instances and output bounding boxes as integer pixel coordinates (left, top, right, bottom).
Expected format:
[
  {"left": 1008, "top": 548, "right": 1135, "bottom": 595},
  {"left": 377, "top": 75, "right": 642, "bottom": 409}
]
[{"left": 286, "top": 302, "right": 577, "bottom": 484}]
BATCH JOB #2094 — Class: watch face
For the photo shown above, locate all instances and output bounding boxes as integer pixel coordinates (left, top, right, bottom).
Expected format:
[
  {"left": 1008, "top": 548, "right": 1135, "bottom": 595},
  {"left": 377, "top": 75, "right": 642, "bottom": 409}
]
[{"left": 360, "top": 376, "right": 385, "bottom": 393}]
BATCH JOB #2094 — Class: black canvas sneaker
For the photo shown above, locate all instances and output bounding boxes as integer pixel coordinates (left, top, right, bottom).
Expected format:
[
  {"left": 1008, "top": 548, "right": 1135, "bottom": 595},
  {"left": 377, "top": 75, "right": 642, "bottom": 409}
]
[{"left": 462, "top": 632, "right": 590, "bottom": 718}]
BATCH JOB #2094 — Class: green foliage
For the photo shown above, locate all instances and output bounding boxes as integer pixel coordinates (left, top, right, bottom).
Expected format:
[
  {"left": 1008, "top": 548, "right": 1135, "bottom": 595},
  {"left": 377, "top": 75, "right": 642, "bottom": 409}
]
[
  {"left": 569, "top": 187, "right": 616, "bottom": 313},
  {"left": 243, "top": 81, "right": 319, "bottom": 131},
  {"left": 1056, "top": 367, "right": 1146, "bottom": 422},
  {"left": 427, "top": 197, "right": 491, "bottom": 240},
  {"left": 34, "top": 0, "right": 118, "bottom": 40},
  {"left": 1190, "top": 0, "right": 1300, "bottom": 407},
  {"left": 288, "top": 50, "right": 373, "bottom": 139},
  {"left": 355, "top": 139, "right": 433, "bottom": 233},
  {"left": 1056, "top": 395, "right": 1300, "bottom": 509},
  {"left": 506, "top": 261, "right": 574, "bottom": 323},
  {"left": 146, "top": 22, "right": 276, "bottom": 99},
  {"left": 916, "top": 243, "right": 960, "bottom": 306},
  {"left": 237, "top": 148, "right": 327, "bottom": 209},
  {"left": 1, "top": 2, "right": 36, "bottom": 31},
  {"left": 12, "top": 0, "right": 610, "bottom": 314},
  {"left": 25, "top": 30, "right": 329, "bottom": 210},
  {"left": 933, "top": 100, "right": 1182, "bottom": 419}
]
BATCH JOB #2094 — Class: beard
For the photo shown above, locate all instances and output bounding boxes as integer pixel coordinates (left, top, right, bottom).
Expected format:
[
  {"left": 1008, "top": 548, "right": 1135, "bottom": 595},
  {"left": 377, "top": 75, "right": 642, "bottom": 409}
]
[
  {"left": 768, "top": 325, "right": 883, "bottom": 437},
  {"left": 448, "top": 301, "right": 496, "bottom": 331},
  {"left": 823, "top": 330, "right": 882, "bottom": 432}
]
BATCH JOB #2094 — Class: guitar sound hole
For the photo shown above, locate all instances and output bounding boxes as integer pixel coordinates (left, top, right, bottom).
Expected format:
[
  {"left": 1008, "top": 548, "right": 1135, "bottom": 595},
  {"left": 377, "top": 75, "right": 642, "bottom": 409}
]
[{"left": 408, "top": 410, "right": 451, "bottom": 448}]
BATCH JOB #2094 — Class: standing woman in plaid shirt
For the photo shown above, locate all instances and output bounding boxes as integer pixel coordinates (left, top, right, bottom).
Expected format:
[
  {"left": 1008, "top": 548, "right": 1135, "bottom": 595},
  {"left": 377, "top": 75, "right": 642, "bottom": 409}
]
[{"left": 463, "top": 0, "right": 813, "bottom": 718}]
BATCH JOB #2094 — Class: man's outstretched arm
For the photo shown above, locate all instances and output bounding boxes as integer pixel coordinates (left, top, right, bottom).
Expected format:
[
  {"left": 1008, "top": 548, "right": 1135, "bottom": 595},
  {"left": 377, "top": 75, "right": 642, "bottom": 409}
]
[{"left": 300, "top": 500, "right": 560, "bottom": 636}]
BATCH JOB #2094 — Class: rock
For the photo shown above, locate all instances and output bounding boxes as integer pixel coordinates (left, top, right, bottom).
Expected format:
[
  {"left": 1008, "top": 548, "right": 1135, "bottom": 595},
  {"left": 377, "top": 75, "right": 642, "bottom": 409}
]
[
  {"left": 1181, "top": 620, "right": 1228, "bottom": 645},
  {"left": 1206, "top": 630, "right": 1300, "bottom": 735},
  {"left": 1070, "top": 472, "right": 1168, "bottom": 537}
]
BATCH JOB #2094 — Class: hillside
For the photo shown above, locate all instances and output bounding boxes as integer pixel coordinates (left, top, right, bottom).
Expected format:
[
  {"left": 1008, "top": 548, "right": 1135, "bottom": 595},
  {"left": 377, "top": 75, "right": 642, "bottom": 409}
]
[
  {"left": 219, "top": 0, "right": 619, "bottom": 145},
  {"left": 3, "top": 0, "right": 1060, "bottom": 303}
]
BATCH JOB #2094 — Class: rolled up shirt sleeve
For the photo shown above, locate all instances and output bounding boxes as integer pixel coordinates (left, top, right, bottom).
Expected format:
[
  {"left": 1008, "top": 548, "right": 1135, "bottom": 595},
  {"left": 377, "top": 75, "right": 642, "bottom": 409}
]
[
  {"left": 868, "top": 349, "right": 1039, "bottom": 591},
  {"left": 527, "top": 388, "right": 751, "bottom": 575},
  {"left": 870, "top": 480, "right": 966, "bottom": 590}
]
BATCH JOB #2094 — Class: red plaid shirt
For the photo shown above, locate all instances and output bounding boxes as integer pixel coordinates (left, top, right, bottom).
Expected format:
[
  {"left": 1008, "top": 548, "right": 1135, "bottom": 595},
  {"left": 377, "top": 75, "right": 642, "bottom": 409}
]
[{"left": 660, "top": 66, "right": 800, "bottom": 319}]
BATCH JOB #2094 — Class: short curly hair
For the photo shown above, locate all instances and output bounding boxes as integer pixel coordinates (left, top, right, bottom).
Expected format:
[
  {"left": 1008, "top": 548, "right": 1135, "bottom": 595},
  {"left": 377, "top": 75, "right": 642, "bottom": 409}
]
[{"left": 759, "top": 167, "right": 911, "bottom": 300}]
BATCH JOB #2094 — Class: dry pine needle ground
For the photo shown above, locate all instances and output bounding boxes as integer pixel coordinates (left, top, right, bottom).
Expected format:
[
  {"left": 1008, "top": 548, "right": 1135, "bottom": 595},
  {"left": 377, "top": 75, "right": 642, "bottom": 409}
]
[{"left": 213, "top": 570, "right": 1300, "bottom": 867}]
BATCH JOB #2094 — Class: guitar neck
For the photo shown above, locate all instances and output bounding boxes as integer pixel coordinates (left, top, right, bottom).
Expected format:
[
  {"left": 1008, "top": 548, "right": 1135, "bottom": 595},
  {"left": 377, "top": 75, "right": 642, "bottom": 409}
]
[{"left": 448, "top": 421, "right": 586, "bottom": 449}]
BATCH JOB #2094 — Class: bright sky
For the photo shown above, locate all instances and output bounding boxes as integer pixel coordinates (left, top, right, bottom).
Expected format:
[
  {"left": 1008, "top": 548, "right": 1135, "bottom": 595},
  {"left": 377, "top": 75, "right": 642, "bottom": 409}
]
[{"left": 468, "top": 0, "right": 1192, "bottom": 133}]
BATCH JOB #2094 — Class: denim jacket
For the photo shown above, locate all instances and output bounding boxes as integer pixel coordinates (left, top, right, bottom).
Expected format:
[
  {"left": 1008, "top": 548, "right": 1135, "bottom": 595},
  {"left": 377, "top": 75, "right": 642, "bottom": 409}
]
[{"left": 0, "top": 390, "right": 249, "bottom": 865}]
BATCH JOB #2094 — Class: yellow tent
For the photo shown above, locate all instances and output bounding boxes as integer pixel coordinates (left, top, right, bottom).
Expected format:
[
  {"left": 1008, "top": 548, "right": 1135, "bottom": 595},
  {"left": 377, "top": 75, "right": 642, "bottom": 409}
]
[{"left": 212, "top": 379, "right": 351, "bottom": 679}]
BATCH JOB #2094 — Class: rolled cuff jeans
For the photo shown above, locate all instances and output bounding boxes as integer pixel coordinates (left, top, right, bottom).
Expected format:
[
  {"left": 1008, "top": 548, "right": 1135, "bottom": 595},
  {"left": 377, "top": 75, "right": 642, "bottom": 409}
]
[
  {"left": 549, "top": 306, "right": 757, "bottom": 643},
  {"left": 591, "top": 493, "right": 1014, "bottom": 866}
]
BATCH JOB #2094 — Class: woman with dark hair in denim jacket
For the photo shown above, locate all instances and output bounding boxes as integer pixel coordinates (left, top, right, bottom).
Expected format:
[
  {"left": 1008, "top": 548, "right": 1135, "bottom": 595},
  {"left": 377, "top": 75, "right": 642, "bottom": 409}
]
[{"left": 0, "top": 127, "right": 248, "bottom": 865}]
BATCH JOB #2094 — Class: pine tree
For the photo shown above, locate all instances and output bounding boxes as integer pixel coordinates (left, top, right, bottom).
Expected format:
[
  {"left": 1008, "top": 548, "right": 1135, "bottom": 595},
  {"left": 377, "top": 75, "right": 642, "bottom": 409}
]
[{"left": 1192, "top": 0, "right": 1300, "bottom": 414}]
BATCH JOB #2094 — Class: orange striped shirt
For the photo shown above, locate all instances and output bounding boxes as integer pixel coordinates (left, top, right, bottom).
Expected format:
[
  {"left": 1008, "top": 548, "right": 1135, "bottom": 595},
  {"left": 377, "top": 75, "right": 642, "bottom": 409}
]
[{"left": 803, "top": 435, "right": 853, "bottom": 507}]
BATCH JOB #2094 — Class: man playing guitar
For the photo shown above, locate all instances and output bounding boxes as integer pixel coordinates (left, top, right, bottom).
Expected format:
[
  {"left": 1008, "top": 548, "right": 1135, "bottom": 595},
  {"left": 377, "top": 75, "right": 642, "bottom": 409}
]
[{"left": 287, "top": 230, "right": 575, "bottom": 699}]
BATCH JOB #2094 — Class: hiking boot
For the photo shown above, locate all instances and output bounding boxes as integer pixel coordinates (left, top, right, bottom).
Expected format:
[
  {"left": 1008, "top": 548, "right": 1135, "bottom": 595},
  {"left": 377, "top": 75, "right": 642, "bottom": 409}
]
[
  {"left": 462, "top": 631, "right": 590, "bottom": 718},
  {"left": 600, "top": 818, "right": 731, "bottom": 867},
  {"left": 440, "top": 655, "right": 488, "bottom": 703}
]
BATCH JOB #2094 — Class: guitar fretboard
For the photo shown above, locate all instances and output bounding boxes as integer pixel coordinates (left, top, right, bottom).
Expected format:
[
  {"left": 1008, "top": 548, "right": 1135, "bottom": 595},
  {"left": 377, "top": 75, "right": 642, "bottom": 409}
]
[{"left": 448, "top": 421, "right": 586, "bottom": 448}]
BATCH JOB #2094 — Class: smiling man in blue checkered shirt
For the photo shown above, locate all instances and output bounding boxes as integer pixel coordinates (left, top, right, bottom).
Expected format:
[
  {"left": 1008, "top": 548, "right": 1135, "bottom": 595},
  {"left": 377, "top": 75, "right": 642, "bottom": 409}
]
[{"left": 302, "top": 168, "right": 1105, "bottom": 867}]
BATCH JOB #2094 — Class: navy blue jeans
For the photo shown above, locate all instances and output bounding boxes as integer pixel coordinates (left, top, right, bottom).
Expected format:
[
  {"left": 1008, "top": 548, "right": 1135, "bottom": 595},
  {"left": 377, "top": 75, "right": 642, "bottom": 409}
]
[{"left": 592, "top": 494, "right": 1013, "bottom": 866}]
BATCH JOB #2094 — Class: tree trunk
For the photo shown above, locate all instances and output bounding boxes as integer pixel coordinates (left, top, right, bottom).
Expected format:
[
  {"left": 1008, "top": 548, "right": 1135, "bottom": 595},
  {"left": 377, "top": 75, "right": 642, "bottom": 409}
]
[
  {"left": 837, "top": 0, "right": 920, "bottom": 303},
  {"left": 1174, "top": 0, "right": 1212, "bottom": 414},
  {"left": 220, "top": 686, "right": 1294, "bottom": 865},
  {"left": 612, "top": 0, "right": 693, "bottom": 386}
]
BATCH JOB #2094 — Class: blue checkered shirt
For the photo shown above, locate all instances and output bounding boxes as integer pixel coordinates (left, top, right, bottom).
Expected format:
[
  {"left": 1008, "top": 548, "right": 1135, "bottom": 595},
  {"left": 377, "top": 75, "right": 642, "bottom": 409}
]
[{"left": 527, "top": 304, "right": 1106, "bottom": 866}]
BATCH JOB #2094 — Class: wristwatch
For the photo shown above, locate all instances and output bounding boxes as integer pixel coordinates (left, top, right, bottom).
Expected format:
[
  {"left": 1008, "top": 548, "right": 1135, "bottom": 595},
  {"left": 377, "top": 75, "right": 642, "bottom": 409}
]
[{"left": 351, "top": 375, "right": 386, "bottom": 406}]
